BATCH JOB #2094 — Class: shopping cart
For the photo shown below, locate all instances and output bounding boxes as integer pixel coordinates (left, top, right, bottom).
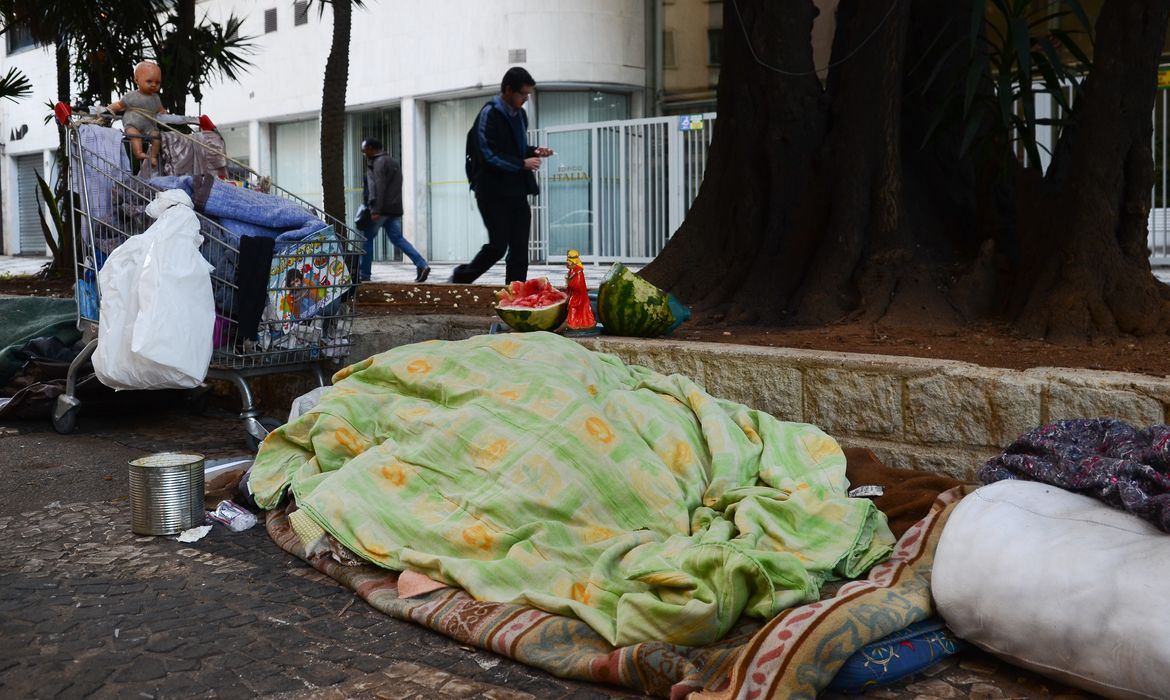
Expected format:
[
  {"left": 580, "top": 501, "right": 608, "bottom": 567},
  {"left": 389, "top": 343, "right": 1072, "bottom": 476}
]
[{"left": 52, "top": 103, "right": 364, "bottom": 450}]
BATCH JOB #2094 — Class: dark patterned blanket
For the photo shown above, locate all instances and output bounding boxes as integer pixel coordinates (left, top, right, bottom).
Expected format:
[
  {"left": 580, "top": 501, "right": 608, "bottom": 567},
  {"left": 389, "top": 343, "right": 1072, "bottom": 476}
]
[
  {"left": 979, "top": 418, "right": 1170, "bottom": 532},
  {"left": 267, "top": 486, "right": 971, "bottom": 698}
]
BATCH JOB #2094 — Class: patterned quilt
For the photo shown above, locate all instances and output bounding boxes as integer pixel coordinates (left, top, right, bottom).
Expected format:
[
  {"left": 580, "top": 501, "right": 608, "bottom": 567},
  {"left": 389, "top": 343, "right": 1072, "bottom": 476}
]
[
  {"left": 249, "top": 332, "right": 894, "bottom": 648},
  {"left": 979, "top": 418, "right": 1170, "bottom": 532},
  {"left": 265, "top": 486, "right": 972, "bottom": 698}
]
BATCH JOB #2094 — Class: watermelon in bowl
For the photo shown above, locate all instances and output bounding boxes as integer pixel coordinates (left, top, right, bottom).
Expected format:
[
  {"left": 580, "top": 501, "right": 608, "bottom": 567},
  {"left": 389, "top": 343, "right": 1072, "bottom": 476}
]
[{"left": 494, "top": 277, "right": 569, "bottom": 332}]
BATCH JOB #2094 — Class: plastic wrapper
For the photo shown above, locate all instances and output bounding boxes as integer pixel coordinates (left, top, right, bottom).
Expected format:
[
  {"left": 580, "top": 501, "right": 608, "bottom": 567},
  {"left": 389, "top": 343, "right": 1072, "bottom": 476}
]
[{"left": 206, "top": 500, "right": 257, "bottom": 532}]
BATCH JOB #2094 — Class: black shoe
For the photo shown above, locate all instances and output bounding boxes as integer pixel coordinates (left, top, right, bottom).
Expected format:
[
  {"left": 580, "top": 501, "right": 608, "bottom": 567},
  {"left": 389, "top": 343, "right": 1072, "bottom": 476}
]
[{"left": 415, "top": 266, "right": 431, "bottom": 283}]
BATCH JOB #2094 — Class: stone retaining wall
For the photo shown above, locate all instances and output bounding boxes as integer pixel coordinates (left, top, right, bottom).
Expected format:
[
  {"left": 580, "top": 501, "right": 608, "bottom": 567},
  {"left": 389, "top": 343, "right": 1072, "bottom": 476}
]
[{"left": 350, "top": 315, "right": 1170, "bottom": 480}]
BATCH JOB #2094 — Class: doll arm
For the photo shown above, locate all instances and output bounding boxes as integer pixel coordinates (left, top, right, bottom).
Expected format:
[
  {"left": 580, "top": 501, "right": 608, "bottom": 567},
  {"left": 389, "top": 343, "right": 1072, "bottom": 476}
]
[{"left": 106, "top": 100, "right": 126, "bottom": 114}]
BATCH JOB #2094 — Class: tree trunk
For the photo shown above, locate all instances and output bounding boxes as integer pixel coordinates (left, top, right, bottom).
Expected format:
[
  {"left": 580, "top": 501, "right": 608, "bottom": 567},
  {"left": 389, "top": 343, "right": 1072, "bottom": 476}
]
[
  {"left": 320, "top": 0, "right": 352, "bottom": 227},
  {"left": 641, "top": 0, "right": 826, "bottom": 323},
  {"left": 161, "top": 0, "right": 197, "bottom": 113},
  {"left": 53, "top": 39, "right": 74, "bottom": 277},
  {"left": 643, "top": 0, "right": 972, "bottom": 326},
  {"left": 642, "top": 0, "right": 1170, "bottom": 339},
  {"left": 1010, "top": 0, "right": 1170, "bottom": 337}
]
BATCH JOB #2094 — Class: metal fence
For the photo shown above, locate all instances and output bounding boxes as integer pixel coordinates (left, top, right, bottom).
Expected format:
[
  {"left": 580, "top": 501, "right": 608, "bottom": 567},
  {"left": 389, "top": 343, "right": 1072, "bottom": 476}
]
[
  {"left": 525, "top": 91, "right": 1170, "bottom": 267},
  {"left": 528, "top": 113, "right": 716, "bottom": 264},
  {"left": 1150, "top": 89, "right": 1170, "bottom": 265}
]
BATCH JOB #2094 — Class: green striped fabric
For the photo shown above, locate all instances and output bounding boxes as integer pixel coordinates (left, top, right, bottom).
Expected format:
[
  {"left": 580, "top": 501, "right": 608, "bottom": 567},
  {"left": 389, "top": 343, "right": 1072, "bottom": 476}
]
[{"left": 249, "top": 332, "right": 893, "bottom": 647}]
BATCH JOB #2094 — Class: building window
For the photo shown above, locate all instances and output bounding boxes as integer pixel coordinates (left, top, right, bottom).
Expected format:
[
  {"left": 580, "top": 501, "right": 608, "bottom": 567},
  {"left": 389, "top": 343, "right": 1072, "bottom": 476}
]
[
  {"left": 663, "top": 30, "right": 676, "bottom": 68},
  {"left": 294, "top": 1, "right": 309, "bottom": 26},
  {"left": 5, "top": 22, "right": 36, "bottom": 55},
  {"left": 707, "top": 28, "right": 722, "bottom": 66},
  {"left": 264, "top": 8, "right": 278, "bottom": 33}
]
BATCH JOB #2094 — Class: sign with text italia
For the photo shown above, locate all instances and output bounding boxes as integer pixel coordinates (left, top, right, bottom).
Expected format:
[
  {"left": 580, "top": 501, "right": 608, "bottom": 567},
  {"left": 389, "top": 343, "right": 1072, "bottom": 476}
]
[
  {"left": 1159, "top": 69, "right": 1170, "bottom": 89},
  {"left": 678, "top": 114, "right": 705, "bottom": 131}
]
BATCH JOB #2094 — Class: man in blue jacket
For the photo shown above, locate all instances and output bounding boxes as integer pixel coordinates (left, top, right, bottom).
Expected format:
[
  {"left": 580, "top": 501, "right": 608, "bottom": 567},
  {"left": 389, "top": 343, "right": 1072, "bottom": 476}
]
[{"left": 450, "top": 67, "right": 553, "bottom": 284}]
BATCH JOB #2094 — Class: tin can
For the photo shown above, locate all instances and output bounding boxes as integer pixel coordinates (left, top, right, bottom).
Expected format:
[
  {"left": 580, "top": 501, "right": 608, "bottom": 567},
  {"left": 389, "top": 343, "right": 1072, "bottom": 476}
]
[{"left": 128, "top": 452, "right": 205, "bottom": 536}]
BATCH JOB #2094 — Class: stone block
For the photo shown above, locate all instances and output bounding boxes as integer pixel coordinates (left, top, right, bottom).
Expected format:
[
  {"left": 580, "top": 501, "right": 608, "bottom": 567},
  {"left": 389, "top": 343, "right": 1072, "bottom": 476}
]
[
  {"left": 586, "top": 338, "right": 707, "bottom": 384},
  {"left": 905, "top": 447, "right": 994, "bottom": 482},
  {"left": 805, "top": 367, "right": 902, "bottom": 436},
  {"left": 700, "top": 352, "right": 803, "bottom": 421},
  {"left": 1045, "top": 383, "right": 1165, "bottom": 426},
  {"left": 838, "top": 439, "right": 989, "bottom": 481},
  {"left": 906, "top": 369, "right": 1042, "bottom": 448}
]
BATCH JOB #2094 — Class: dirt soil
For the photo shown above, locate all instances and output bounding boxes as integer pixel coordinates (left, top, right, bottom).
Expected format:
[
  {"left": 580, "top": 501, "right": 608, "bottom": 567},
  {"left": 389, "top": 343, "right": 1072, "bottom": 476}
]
[{"left": 5, "top": 274, "right": 1169, "bottom": 377}]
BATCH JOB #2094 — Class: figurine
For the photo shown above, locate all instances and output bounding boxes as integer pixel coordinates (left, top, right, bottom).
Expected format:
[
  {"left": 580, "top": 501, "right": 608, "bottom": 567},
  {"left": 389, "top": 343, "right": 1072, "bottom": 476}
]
[
  {"left": 563, "top": 249, "right": 599, "bottom": 336},
  {"left": 108, "top": 61, "right": 167, "bottom": 165}
]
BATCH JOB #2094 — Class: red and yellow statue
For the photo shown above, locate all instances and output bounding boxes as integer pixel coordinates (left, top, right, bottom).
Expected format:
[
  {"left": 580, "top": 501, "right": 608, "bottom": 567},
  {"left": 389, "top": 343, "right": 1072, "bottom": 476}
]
[{"left": 564, "top": 249, "right": 598, "bottom": 335}]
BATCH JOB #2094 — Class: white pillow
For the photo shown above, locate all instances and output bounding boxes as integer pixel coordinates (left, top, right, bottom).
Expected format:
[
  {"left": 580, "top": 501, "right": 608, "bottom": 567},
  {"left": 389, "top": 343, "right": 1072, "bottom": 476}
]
[{"left": 931, "top": 480, "right": 1170, "bottom": 700}]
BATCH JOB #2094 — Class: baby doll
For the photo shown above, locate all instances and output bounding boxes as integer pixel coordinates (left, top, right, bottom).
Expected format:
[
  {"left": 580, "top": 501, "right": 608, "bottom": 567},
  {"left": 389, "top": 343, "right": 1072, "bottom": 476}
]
[{"left": 108, "top": 61, "right": 167, "bottom": 165}]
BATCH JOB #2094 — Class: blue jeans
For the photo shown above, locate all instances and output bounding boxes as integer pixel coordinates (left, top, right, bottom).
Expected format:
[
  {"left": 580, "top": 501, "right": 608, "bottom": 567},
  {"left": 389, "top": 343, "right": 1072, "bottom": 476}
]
[{"left": 360, "top": 215, "right": 427, "bottom": 280}]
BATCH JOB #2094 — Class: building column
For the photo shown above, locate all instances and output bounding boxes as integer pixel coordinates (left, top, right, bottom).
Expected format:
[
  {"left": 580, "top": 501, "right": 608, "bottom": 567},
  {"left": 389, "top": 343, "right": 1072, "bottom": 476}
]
[
  {"left": 401, "top": 96, "right": 428, "bottom": 255},
  {"left": 249, "top": 120, "right": 271, "bottom": 176}
]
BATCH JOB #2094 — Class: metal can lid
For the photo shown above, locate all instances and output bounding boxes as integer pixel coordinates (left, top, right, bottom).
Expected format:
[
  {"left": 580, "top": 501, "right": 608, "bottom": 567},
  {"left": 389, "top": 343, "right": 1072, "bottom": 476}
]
[{"left": 129, "top": 452, "right": 205, "bottom": 468}]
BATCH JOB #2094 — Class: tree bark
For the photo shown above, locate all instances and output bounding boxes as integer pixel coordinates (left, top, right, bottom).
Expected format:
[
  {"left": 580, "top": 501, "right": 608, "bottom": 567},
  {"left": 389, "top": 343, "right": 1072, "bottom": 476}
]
[
  {"left": 641, "top": 0, "right": 826, "bottom": 323},
  {"left": 642, "top": 0, "right": 1170, "bottom": 339},
  {"left": 320, "top": 0, "right": 352, "bottom": 227},
  {"left": 161, "top": 0, "right": 197, "bottom": 113},
  {"left": 1011, "top": 0, "right": 1170, "bottom": 337}
]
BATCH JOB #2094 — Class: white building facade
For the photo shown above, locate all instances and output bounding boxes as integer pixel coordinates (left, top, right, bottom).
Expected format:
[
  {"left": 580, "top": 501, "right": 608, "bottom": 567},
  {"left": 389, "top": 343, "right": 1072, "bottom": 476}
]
[{"left": 0, "top": 0, "right": 659, "bottom": 261}]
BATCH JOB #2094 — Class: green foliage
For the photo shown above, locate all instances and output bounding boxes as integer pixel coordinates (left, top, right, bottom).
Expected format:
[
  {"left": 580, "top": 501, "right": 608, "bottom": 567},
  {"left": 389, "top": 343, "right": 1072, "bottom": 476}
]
[
  {"left": 921, "top": 0, "right": 1094, "bottom": 169},
  {"left": 0, "top": 0, "right": 255, "bottom": 110},
  {"left": 0, "top": 66, "right": 31, "bottom": 102},
  {"left": 33, "top": 171, "right": 74, "bottom": 275},
  {"left": 150, "top": 10, "right": 256, "bottom": 110}
]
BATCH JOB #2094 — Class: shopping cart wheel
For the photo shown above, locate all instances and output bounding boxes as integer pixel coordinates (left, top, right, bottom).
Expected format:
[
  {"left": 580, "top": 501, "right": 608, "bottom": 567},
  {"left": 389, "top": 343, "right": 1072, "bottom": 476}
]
[
  {"left": 52, "top": 403, "right": 80, "bottom": 435},
  {"left": 244, "top": 416, "right": 284, "bottom": 453}
]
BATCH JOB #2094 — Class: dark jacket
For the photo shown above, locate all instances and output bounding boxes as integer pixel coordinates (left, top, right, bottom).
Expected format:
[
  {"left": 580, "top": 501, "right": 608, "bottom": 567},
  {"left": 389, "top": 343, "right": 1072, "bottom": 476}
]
[
  {"left": 473, "top": 95, "right": 539, "bottom": 197},
  {"left": 365, "top": 153, "right": 403, "bottom": 217}
]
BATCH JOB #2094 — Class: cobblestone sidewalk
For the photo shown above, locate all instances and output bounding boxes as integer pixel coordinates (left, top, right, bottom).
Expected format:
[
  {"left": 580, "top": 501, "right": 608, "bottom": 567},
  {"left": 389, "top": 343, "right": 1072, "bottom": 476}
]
[{"left": 0, "top": 408, "right": 1098, "bottom": 699}]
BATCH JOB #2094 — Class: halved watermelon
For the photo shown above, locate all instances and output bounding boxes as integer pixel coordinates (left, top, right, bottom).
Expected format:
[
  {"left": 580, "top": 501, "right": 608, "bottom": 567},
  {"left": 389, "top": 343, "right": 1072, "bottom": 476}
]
[
  {"left": 494, "top": 277, "right": 568, "bottom": 332},
  {"left": 596, "top": 263, "right": 675, "bottom": 337}
]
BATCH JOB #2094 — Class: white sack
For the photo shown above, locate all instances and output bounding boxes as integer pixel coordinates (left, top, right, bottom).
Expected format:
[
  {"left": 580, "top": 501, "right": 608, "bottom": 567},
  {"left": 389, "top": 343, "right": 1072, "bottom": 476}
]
[
  {"left": 93, "top": 189, "right": 215, "bottom": 389},
  {"left": 931, "top": 480, "right": 1170, "bottom": 700}
]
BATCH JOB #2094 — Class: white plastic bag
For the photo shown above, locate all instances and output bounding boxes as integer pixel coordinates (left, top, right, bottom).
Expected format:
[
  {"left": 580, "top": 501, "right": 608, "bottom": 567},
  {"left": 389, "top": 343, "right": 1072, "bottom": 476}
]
[{"left": 93, "top": 189, "right": 215, "bottom": 389}]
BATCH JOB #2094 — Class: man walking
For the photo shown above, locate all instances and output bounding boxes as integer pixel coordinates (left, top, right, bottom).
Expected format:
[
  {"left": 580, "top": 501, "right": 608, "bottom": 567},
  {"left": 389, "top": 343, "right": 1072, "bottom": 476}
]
[
  {"left": 450, "top": 67, "right": 553, "bottom": 284},
  {"left": 360, "top": 138, "right": 430, "bottom": 283}
]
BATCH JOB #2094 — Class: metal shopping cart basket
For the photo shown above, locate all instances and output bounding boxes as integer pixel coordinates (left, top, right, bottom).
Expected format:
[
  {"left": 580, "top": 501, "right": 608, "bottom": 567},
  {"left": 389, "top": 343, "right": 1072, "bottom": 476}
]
[{"left": 52, "top": 103, "right": 364, "bottom": 450}]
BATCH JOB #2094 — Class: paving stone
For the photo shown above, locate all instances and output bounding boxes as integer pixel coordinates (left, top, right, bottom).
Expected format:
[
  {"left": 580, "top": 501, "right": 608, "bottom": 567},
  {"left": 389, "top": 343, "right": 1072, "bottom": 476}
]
[
  {"left": 163, "top": 656, "right": 202, "bottom": 673},
  {"left": 145, "top": 635, "right": 187, "bottom": 654},
  {"left": 299, "top": 662, "right": 350, "bottom": 688},
  {"left": 112, "top": 656, "right": 167, "bottom": 682},
  {"left": 351, "top": 654, "right": 396, "bottom": 674},
  {"left": 242, "top": 671, "right": 306, "bottom": 695}
]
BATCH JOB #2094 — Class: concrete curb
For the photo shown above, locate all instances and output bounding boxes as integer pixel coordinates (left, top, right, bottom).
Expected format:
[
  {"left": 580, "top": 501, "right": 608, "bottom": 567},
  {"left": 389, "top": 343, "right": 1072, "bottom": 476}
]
[{"left": 349, "top": 315, "right": 1170, "bottom": 480}]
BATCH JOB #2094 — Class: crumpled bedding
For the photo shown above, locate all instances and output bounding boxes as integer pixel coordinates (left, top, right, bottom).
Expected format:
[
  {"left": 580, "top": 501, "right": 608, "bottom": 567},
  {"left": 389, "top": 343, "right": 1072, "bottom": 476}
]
[
  {"left": 149, "top": 174, "right": 326, "bottom": 244},
  {"left": 146, "top": 174, "right": 329, "bottom": 321},
  {"left": 979, "top": 418, "right": 1170, "bottom": 532},
  {"left": 249, "top": 333, "right": 894, "bottom": 647}
]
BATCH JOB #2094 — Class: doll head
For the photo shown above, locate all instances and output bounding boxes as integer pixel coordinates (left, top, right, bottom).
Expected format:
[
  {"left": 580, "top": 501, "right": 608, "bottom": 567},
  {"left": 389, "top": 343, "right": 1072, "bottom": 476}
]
[
  {"left": 566, "top": 249, "right": 583, "bottom": 270},
  {"left": 133, "top": 61, "right": 162, "bottom": 96}
]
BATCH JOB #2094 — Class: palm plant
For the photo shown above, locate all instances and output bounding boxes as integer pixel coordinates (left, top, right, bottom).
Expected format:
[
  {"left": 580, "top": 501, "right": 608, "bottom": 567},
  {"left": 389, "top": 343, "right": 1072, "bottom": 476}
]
[
  {"left": 0, "top": 66, "right": 31, "bottom": 102},
  {"left": 0, "top": 0, "right": 255, "bottom": 274},
  {"left": 919, "top": 0, "right": 1094, "bottom": 168}
]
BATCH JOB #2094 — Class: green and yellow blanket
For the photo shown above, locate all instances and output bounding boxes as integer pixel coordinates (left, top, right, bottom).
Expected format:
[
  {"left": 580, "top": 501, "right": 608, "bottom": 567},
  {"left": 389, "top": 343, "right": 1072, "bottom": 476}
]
[{"left": 249, "top": 332, "right": 893, "bottom": 647}]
